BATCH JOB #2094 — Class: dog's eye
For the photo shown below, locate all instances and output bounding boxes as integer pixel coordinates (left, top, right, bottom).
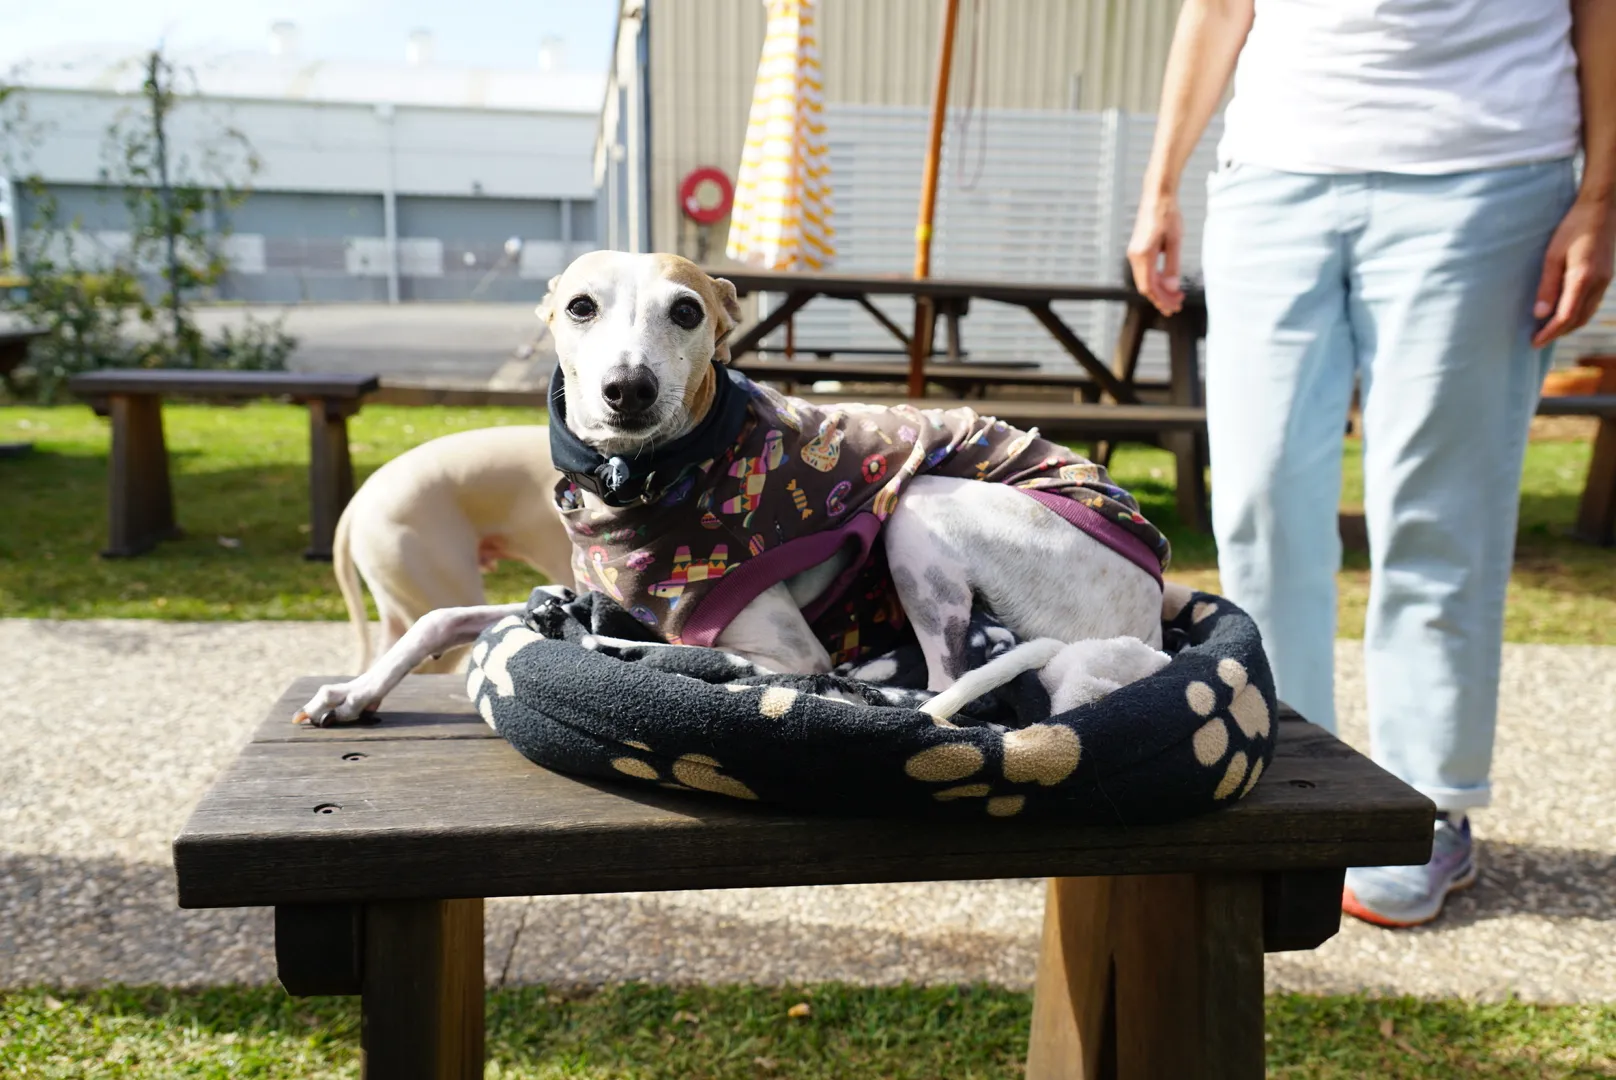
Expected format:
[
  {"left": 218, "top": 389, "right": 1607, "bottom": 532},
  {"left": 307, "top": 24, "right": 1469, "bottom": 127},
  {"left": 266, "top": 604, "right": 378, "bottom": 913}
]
[
  {"left": 565, "top": 295, "right": 597, "bottom": 320},
  {"left": 669, "top": 297, "right": 704, "bottom": 330}
]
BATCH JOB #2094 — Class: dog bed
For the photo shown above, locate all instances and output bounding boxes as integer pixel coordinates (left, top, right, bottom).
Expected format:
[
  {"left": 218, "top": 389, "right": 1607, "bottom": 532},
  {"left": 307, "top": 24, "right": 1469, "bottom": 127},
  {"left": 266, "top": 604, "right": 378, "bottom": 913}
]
[{"left": 465, "top": 585, "right": 1278, "bottom": 824}]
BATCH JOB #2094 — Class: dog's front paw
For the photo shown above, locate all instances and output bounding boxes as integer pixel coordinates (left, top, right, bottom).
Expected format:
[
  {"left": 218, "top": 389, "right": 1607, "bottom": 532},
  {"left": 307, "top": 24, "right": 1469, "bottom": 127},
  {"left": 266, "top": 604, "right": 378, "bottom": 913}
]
[{"left": 293, "top": 680, "right": 383, "bottom": 727}]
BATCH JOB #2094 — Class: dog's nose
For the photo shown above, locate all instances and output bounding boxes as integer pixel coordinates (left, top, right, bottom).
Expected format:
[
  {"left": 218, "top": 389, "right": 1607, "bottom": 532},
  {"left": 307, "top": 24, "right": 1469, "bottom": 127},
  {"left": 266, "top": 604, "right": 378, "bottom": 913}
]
[{"left": 601, "top": 366, "right": 659, "bottom": 416}]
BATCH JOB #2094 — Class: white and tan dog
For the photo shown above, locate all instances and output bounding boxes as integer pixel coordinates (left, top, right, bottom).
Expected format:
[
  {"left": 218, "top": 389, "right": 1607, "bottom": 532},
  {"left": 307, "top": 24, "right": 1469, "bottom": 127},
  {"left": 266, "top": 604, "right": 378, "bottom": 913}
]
[
  {"left": 332, "top": 424, "right": 572, "bottom": 675},
  {"left": 297, "top": 251, "right": 1169, "bottom": 726}
]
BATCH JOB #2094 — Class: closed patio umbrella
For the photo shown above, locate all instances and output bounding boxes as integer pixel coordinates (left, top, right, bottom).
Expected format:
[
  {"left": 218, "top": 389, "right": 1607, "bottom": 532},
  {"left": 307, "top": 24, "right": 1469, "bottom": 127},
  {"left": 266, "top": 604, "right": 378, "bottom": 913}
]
[{"left": 726, "top": 0, "right": 835, "bottom": 273}]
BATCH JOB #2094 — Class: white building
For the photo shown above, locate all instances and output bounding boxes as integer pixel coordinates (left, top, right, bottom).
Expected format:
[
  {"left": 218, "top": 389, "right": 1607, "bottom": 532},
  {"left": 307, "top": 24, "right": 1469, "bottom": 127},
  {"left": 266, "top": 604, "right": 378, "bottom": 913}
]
[{"left": 1, "top": 30, "right": 604, "bottom": 302}]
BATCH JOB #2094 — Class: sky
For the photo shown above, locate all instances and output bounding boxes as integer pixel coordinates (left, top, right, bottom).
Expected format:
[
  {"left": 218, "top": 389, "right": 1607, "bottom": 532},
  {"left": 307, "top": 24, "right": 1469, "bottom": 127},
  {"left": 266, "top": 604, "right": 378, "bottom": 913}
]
[{"left": 2, "top": 0, "right": 620, "bottom": 74}]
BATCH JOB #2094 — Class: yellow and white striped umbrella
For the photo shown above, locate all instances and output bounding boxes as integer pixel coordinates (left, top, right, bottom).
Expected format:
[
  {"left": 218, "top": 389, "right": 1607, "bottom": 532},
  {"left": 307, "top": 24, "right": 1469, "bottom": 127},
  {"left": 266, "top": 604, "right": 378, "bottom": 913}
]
[{"left": 726, "top": 0, "right": 835, "bottom": 271}]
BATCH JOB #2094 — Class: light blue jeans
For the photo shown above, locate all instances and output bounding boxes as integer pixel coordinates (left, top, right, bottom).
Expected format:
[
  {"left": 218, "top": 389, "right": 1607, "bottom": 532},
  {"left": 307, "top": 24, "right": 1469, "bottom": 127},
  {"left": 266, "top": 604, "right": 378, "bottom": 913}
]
[{"left": 1202, "top": 158, "right": 1576, "bottom": 812}]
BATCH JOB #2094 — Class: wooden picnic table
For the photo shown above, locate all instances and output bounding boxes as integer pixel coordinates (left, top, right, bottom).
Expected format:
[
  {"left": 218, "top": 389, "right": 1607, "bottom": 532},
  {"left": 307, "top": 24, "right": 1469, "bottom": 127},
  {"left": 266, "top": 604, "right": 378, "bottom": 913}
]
[
  {"left": 69, "top": 370, "right": 379, "bottom": 561},
  {"left": 716, "top": 269, "right": 1165, "bottom": 401},
  {"left": 716, "top": 268, "right": 1212, "bottom": 530},
  {"left": 173, "top": 674, "right": 1432, "bottom": 1079}
]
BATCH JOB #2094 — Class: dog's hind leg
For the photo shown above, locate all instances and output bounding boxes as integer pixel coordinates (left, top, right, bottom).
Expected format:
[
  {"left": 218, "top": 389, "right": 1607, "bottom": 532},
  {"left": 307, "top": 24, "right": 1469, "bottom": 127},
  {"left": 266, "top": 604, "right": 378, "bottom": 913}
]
[
  {"left": 885, "top": 542, "right": 977, "bottom": 693},
  {"left": 884, "top": 475, "right": 1165, "bottom": 693},
  {"left": 357, "top": 519, "right": 489, "bottom": 675},
  {"left": 714, "top": 582, "right": 833, "bottom": 674}
]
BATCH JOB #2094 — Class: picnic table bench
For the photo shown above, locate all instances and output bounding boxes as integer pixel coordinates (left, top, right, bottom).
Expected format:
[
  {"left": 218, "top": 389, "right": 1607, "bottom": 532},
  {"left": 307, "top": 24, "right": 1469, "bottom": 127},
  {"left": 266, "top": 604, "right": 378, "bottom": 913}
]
[
  {"left": 734, "top": 356, "right": 1173, "bottom": 399},
  {"left": 69, "top": 370, "right": 379, "bottom": 561},
  {"left": 173, "top": 674, "right": 1432, "bottom": 1079}
]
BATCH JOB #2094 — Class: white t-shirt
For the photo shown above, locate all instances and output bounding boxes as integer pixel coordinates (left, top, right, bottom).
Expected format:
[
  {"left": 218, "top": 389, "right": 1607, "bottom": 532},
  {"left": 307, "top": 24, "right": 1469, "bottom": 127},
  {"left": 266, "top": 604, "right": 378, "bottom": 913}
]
[{"left": 1218, "top": 0, "right": 1582, "bottom": 174}]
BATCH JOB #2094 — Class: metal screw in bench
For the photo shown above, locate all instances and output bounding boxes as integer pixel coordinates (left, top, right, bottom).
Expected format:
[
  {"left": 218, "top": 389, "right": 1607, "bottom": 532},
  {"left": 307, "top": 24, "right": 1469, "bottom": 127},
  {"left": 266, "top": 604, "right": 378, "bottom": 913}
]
[
  {"left": 313, "top": 803, "right": 340, "bottom": 814},
  {"left": 1288, "top": 780, "right": 1315, "bottom": 789},
  {"left": 341, "top": 752, "right": 367, "bottom": 762}
]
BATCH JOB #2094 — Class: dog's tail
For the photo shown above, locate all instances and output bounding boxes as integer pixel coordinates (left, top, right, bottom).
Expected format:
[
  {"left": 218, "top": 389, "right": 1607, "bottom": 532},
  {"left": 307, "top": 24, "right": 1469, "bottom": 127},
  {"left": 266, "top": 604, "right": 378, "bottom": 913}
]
[{"left": 332, "top": 506, "right": 372, "bottom": 670}]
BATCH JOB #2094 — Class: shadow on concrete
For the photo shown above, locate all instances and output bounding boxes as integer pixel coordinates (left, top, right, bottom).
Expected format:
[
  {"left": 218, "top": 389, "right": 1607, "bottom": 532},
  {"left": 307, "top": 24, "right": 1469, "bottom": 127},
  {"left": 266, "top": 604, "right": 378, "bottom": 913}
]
[{"left": 1431, "top": 840, "right": 1615, "bottom": 929}]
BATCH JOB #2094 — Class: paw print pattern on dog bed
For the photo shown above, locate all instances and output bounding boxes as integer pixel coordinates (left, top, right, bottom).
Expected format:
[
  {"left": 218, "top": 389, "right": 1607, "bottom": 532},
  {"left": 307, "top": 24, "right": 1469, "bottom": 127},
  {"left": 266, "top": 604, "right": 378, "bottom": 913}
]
[{"left": 466, "top": 584, "right": 1279, "bottom": 824}]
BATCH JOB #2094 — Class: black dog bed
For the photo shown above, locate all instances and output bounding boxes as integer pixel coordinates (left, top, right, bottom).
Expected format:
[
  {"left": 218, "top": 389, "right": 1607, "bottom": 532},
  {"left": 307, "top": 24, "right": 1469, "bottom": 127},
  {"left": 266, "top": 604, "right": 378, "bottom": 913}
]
[{"left": 466, "top": 584, "right": 1278, "bottom": 825}]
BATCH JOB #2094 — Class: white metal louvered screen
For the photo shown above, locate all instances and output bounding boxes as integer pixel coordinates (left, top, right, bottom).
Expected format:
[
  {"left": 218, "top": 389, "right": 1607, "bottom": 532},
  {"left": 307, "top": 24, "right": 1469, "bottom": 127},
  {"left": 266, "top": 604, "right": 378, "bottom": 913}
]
[
  {"left": 759, "top": 106, "right": 1224, "bottom": 380},
  {"left": 761, "top": 105, "right": 1616, "bottom": 371}
]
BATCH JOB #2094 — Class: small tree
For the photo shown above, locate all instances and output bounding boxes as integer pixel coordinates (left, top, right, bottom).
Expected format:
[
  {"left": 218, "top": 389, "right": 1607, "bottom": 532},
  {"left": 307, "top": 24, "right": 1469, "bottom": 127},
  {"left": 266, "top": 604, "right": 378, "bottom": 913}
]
[
  {"left": 104, "top": 49, "right": 263, "bottom": 367},
  {"left": 1, "top": 50, "right": 295, "bottom": 402}
]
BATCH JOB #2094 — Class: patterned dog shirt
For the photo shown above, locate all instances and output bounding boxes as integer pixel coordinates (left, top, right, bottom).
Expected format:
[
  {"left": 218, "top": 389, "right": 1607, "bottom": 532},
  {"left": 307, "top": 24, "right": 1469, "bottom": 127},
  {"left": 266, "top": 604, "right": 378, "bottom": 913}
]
[{"left": 549, "top": 364, "right": 1169, "bottom": 655}]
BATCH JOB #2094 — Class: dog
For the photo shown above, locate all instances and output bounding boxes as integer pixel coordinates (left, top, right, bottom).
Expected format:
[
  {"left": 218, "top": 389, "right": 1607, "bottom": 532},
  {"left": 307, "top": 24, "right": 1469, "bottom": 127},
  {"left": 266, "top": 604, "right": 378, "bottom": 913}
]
[
  {"left": 296, "top": 251, "right": 1171, "bottom": 727},
  {"left": 333, "top": 424, "right": 573, "bottom": 674}
]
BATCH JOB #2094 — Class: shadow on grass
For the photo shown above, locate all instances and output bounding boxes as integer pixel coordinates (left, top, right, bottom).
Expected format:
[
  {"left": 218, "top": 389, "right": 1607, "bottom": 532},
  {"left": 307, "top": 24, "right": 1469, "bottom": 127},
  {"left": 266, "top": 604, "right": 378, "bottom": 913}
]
[
  {"left": 9, "top": 984, "right": 1613, "bottom": 1080},
  {"left": 1266, "top": 993, "right": 1616, "bottom": 1079}
]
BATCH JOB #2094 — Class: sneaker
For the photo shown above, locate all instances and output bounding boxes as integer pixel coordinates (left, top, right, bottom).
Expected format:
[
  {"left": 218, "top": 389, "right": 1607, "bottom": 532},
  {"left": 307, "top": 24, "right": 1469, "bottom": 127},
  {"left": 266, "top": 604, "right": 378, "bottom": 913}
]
[{"left": 1342, "top": 813, "right": 1476, "bottom": 928}]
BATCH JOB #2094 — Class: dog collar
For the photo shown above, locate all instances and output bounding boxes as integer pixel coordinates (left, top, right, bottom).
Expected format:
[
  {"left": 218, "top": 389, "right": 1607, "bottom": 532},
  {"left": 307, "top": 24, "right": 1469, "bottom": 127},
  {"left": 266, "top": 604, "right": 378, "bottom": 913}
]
[{"left": 548, "top": 361, "right": 752, "bottom": 507}]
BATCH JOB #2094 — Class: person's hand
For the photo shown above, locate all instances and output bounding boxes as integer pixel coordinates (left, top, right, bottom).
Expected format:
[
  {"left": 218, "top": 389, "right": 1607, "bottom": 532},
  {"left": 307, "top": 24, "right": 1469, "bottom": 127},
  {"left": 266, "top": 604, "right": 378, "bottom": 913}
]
[
  {"left": 1533, "top": 195, "right": 1615, "bottom": 348},
  {"left": 1128, "top": 189, "right": 1186, "bottom": 316}
]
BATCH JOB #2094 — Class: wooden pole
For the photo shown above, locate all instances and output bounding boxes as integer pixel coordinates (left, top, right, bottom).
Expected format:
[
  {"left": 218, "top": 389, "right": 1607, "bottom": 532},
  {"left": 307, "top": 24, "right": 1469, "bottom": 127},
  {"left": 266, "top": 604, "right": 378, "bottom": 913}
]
[{"left": 908, "top": 0, "right": 962, "bottom": 397}]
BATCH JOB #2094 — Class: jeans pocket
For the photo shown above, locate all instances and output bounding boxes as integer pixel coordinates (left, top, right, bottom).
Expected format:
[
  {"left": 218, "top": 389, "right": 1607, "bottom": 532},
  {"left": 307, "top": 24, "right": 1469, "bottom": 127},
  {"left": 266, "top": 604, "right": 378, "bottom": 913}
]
[{"left": 1205, "top": 161, "right": 1249, "bottom": 197}]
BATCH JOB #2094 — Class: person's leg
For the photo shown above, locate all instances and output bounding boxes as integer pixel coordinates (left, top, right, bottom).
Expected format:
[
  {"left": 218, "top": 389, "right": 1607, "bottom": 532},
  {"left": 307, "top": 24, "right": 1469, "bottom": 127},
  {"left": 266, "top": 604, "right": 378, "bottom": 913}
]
[
  {"left": 1203, "top": 165, "right": 1357, "bottom": 733},
  {"left": 1343, "top": 159, "right": 1575, "bottom": 926}
]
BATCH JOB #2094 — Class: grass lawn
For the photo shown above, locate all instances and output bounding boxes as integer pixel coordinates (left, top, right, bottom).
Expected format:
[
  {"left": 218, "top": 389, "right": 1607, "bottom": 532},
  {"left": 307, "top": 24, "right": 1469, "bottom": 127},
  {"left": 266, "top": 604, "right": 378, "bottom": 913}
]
[
  {"left": 3, "top": 984, "right": 1614, "bottom": 1079},
  {"left": 1, "top": 402, "right": 1613, "bottom": 642}
]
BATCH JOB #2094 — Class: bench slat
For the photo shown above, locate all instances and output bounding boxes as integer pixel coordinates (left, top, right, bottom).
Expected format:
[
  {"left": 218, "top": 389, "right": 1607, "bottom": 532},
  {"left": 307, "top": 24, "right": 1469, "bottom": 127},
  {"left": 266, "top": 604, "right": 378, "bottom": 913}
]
[
  {"left": 795, "top": 395, "right": 1206, "bottom": 435},
  {"left": 174, "top": 676, "right": 1431, "bottom": 909},
  {"left": 737, "top": 358, "right": 1167, "bottom": 391},
  {"left": 714, "top": 268, "right": 1139, "bottom": 306},
  {"left": 1537, "top": 393, "right": 1616, "bottom": 418},
  {"left": 255, "top": 677, "right": 504, "bottom": 743},
  {"left": 70, "top": 370, "right": 379, "bottom": 399}
]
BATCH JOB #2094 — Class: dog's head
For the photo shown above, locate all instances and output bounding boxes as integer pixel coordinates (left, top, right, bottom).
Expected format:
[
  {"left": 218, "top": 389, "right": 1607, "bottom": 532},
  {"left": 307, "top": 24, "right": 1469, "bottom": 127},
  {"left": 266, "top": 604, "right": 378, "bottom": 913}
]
[{"left": 539, "top": 251, "right": 743, "bottom": 457}]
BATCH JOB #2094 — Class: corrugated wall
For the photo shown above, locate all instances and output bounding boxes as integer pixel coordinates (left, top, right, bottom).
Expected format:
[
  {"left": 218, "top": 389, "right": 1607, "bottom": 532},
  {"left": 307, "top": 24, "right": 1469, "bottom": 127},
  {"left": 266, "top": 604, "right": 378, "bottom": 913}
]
[{"left": 646, "top": 0, "right": 1183, "bottom": 258}]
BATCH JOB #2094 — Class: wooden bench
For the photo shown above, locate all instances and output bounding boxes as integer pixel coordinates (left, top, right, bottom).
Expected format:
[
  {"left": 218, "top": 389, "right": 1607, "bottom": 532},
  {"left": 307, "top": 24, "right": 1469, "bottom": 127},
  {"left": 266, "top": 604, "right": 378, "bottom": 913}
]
[
  {"left": 736, "top": 357, "right": 1173, "bottom": 399},
  {"left": 769, "top": 345, "right": 1001, "bottom": 362},
  {"left": 1537, "top": 393, "right": 1616, "bottom": 545},
  {"left": 173, "top": 674, "right": 1432, "bottom": 1080},
  {"left": 69, "top": 370, "right": 379, "bottom": 561}
]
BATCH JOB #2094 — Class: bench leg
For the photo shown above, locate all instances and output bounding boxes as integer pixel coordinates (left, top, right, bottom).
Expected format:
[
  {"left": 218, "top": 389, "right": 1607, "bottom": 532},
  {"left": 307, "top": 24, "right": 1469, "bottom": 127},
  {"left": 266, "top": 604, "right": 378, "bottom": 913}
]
[
  {"left": 1026, "top": 873, "right": 1265, "bottom": 1080},
  {"left": 103, "top": 393, "right": 179, "bottom": 558},
  {"left": 362, "top": 898, "right": 485, "bottom": 1080},
  {"left": 1164, "top": 430, "right": 1211, "bottom": 533},
  {"left": 910, "top": 298, "right": 938, "bottom": 397},
  {"left": 306, "top": 398, "right": 357, "bottom": 561},
  {"left": 1574, "top": 415, "right": 1616, "bottom": 545},
  {"left": 1165, "top": 322, "right": 1211, "bottom": 533},
  {"left": 944, "top": 299, "right": 965, "bottom": 365}
]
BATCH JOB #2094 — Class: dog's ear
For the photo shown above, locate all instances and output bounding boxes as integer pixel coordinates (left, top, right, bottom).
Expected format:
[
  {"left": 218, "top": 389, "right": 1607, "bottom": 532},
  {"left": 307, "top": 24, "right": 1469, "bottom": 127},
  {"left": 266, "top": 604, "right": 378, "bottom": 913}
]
[
  {"left": 534, "top": 273, "right": 564, "bottom": 325},
  {"left": 710, "top": 276, "right": 744, "bottom": 364}
]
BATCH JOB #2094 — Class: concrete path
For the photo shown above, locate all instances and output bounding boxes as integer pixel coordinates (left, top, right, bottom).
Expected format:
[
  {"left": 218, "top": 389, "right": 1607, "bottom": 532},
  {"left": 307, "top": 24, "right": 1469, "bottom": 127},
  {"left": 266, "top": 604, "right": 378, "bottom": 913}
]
[
  {"left": 191, "top": 304, "right": 555, "bottom": 388},
  {"left": 1, "top": 619, "right": 1611, "bottom": 1001}
]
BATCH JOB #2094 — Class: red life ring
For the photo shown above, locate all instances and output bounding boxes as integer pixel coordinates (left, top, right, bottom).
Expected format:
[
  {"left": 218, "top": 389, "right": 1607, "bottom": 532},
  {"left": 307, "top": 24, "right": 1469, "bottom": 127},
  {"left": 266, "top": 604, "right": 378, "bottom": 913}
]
[{"left": 679, "top": 167, "right": 734, "bottom": 225}]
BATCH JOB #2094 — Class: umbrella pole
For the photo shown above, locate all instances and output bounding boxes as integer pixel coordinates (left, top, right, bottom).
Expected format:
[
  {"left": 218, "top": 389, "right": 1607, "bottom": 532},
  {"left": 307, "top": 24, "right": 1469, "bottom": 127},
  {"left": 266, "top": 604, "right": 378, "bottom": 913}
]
[{"left": 909, "top": 0, "right": 962, "bottom": 397}]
